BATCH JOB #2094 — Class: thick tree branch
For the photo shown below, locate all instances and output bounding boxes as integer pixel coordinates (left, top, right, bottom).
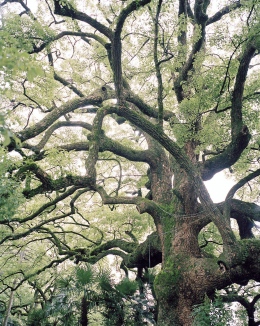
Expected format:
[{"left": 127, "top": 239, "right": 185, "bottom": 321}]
[
  {"left": 90, "top": 239, "right": 137, "bottom": 257},
  {"left": 53, "top": 72, "right": 85, "bottom": 98},
  {"left": 153, "top": 0, "right": 164, "bottom": 126},
  {"left": 225, "top": 169, "right": 260, "bottom": 203},
  {"left": 107, "top": 104, "right": 236, "bottom": 246},
  {"left": 231, "top": 44, "right": 256, "bottom": 138},
  {"left": 218, "top": 199, "right": 260, "bottom": 239},
  {"left": 84, "top": 106, "right": 107, "bottom": 183},
  {"left": 52, "top": 0, "right": 113, "bottom": 39},
  {"left": 174, "top": 0, "right": 209, "bottom": 102},
  {"left": 123, "top": 231, "right": 162, "bottom": 268},
  {"left": 49, "top": 138, "right": 150, "bottom": 164},
  {"left": 22, "top": 121, "right": 92, "bottom": 152},
  {"left": 201, "top": 43, "right": 256, "bottom": 180},
  {"left": 224, "top": 168, "right": 260, "bottom": 238},
  {"left": 228, "top": 199, "right": 260, "bottom": 222},
  {"left": 80, "top": 231, "right": 162, "bottom": 269},
  {"left": 22, "top": 174, "right": 92, "bottom": 198},
  {"left": 201, "top": 125, "right": 251, "bottom": 180},
  {"left": 178, "top": 0, "right": 188, "bottom": 46},
  {"left": 96, "top": 184, "right": 144, "bottom": 206},
  {"left": 207, "top": 2, "right": 242, "bottom": 26},
  {"left": 125, "top": 89, "right": 175, "bottom": 121},
  {"left": 17, "top": 86, "right": 114, "bottom": 142},
  {"left": 29, "top": 31, "right": 107, "bottom": 54},
  {"left": 112, "top": 0, "right": 151, "bottom": 101}
]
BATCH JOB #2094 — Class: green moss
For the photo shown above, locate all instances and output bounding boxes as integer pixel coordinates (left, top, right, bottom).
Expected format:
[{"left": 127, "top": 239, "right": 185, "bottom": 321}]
[
  {"left": 158, "top": 203, "right": 176, "bottom": 257},
  {"left": 154, "top": 257, "right": 183, "bottom": 302}
]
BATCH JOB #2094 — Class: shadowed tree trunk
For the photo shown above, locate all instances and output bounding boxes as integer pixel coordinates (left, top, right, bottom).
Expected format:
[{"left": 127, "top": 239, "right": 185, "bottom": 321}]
[{"left": 80, "top": 295, "right": 89, "bottom": 326}]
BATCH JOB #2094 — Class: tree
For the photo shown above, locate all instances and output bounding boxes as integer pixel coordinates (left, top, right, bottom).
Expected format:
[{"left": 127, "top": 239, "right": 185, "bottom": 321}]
[
  {"left": 221, "top": 282, "right": 260, "bottom": 326},
  {"left": 0, "top": 0, "right": 260, "bottom": 325}
]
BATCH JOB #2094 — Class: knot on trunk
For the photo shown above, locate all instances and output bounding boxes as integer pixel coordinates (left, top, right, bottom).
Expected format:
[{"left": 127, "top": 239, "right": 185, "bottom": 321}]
[
  {"left": 89, "top": 85, "right": 115, "bottom": 102},
  {"left": 241, "top": 125, "right": 249, "bottom": 135}
]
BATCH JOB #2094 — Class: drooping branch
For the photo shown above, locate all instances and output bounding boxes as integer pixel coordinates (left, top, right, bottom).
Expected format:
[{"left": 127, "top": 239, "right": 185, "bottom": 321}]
[
  {"left": 222, "top": 291, "right": 260, "bottom": 326},
  {"left": 12, "top": 186, "right": 80, "bottom": 224},
  {"left": 0, "top": 210, "right": 73, "bottom": 246},
  {"left": 0, "top": 188, "right": 90, "bottom": 257},
  {"left": 10, "top": 255, "right": 70, "bottom": 294},
  {"left": 79, "top": 231, "right": 162, "bottom": 269}
]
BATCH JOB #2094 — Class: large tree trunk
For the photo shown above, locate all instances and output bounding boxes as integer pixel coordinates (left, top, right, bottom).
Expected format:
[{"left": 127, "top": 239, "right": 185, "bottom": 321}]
[{"left": 149, "top": 141, "right": 219, "bottom": 325}]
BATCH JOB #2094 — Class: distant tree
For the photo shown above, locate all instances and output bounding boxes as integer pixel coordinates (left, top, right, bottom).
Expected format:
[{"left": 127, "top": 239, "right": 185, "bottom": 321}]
[{"left": 0, "top": 0, "right": 260, "bottom": 325}]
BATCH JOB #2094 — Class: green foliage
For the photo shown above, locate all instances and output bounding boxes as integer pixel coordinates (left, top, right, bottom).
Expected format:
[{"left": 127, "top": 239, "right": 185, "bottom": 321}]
[
  {"left": 27, "top": 309, "right": 49, "bottom": 326},
  {"left": 192, "top": 295, "right": 233, "bottom": 326},
  {"left": 76, "top": 265, "right": 95, "bottom": 287},
  {"left": 0, "top": 14, "right": 45, "bottom": 81},
  {"left": 115, "top": 277, "right": 138, "bottom": 296},
  {"left": 22, "top": 264, "right": 154, "bottom": 326}
]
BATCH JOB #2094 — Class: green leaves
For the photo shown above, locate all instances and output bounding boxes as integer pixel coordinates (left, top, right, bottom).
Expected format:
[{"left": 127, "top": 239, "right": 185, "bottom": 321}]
[
  {"left": 193, "top": 295, "right": 233, "bottom": 326},
  {"left": 115, "top": 277, "right": 138, "bottom": 296},
  {"left": 0, "top": 14, "right": 48, "bottom": 84},
  {"left": 76, "top": 265, "right": 95, "bottom": 287}
]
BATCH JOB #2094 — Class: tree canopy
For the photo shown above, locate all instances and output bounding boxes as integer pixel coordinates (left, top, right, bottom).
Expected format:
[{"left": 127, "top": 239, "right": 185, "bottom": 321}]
[{"left": 0, "top": 0, "right": 260, "bottom": 325}]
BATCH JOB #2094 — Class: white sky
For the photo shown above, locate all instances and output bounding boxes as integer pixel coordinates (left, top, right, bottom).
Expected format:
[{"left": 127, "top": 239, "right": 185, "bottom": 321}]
[{"left": 205, "top": 171, "right": 235, "bottom": 203}]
